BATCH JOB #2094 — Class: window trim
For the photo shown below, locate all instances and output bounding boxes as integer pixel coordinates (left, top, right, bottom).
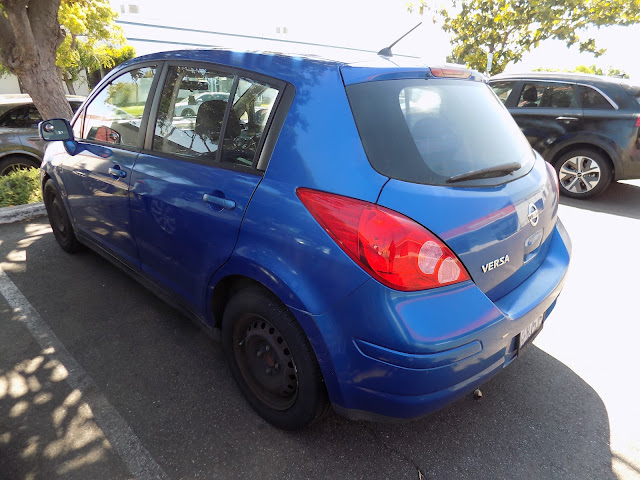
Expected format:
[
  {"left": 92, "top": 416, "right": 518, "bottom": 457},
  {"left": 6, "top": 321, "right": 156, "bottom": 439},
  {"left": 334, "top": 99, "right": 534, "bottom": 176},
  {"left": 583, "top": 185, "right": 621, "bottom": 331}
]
[
  {"left": 74, "top": 61, "right": 160, "bottom": 152},
  {"left": 142, "top": 59, "right": 288, "bottom": 174}
]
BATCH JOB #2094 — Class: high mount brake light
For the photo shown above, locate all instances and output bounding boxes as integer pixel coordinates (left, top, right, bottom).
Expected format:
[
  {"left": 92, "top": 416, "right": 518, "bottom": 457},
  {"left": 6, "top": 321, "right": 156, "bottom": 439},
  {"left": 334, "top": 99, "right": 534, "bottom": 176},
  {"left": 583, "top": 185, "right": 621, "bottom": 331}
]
[
  {"left": 429, "top": 67, "right": 472, "bottom": 79},
  {"left": 297, "top": 188, "right": 470, "bottom": 291}
]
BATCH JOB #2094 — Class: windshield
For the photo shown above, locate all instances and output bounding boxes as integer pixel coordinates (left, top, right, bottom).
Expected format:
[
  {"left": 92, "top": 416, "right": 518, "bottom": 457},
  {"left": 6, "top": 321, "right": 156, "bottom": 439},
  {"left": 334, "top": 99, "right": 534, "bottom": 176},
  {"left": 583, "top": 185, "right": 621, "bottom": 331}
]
[{"left": 346, "top": 79, "right": 535, "bottom": 186}]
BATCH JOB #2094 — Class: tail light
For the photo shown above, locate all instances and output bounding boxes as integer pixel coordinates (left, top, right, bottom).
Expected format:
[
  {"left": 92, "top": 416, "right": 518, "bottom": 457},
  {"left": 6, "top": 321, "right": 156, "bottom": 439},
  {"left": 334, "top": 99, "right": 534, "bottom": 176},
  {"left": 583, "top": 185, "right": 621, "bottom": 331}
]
[
  {"left": 297, "top": 188, "right": 470, "bottom": 291},
  {"left": 545, "top": 161, "right": 559, "bottom": 193},
  {"left": 635, "top": 116, "right": 640, "bottom": 127}
]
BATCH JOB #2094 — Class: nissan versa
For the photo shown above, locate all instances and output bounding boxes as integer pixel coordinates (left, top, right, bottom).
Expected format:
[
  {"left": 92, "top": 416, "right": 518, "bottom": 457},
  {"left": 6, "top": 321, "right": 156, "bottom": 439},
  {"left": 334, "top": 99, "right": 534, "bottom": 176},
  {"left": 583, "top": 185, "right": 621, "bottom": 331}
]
[{"left": 38, "top": 49, "right": 571, "bottom": 430}]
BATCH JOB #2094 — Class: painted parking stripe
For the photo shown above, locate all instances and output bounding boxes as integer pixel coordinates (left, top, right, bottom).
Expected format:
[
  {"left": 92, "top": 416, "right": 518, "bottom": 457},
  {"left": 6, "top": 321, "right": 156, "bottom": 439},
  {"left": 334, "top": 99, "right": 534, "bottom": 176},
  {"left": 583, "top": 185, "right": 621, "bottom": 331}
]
[{"left": 0, "top": 266, "right": 169, "bottom": 480}]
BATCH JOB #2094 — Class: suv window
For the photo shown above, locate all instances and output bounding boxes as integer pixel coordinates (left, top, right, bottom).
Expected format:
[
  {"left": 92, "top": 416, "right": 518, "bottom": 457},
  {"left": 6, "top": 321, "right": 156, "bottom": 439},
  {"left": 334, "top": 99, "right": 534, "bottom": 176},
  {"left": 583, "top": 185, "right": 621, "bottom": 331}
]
[
  {"left": 82, "top": 66, "right": 156, "bottom": 147},
  {"left": 578, "top": 85, "right": 614, "bottom": 109},
  {"left": 347, "top": 79, "right": 534, "bottom": 186},
  {"left": 0, "top": 104, "right": 40, "bottom": 128},
  {"left": 490, "top": 81, "right": 515, "bottom": 104},
  {"left": 517, "top": 82, "right": 576, "bottom": 108}
]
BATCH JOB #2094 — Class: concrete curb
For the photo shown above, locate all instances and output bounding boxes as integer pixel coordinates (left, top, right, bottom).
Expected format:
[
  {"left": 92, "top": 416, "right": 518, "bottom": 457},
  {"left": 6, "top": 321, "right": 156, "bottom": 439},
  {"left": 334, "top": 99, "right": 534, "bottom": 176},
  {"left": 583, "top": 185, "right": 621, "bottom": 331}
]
[{"left": 0, "top": 202, "right": 47, "bottom": 225}]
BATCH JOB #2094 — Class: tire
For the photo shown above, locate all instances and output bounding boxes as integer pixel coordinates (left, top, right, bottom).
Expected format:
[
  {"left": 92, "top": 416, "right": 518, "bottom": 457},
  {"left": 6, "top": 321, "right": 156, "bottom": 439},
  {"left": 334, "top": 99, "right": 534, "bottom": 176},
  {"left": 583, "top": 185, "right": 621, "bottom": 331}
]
[
  {"left": 553, "top": 149, "right": 612, "bottom": 199},
  {"left": 222, "top": 286, "right": 329, "bottom": 430},
  {"left": 182, "top": 108, "right": 196, "bottom": 117},
  {"left": 43, "top": 179, "right": 81, "bottom": 253},
  {"left": 0, "top": 156, "right": 40, "bottom": 176}
]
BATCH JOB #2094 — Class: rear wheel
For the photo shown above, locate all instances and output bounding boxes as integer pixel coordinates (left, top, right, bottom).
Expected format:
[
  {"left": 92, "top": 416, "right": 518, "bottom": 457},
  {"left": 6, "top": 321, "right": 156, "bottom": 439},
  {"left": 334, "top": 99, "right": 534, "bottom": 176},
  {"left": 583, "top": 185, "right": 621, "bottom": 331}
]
[
  {"left": 0, "top": 156, "right": 40, "bottom": 176},
  {"left": 554, "top": 149, "right": 612, "bottom": 199},
  {"left": 43, "top": 180, "right": 81, "bottom": 253},
  {"left": 221, "top": 286, "right": 329, "bottom": 430}
]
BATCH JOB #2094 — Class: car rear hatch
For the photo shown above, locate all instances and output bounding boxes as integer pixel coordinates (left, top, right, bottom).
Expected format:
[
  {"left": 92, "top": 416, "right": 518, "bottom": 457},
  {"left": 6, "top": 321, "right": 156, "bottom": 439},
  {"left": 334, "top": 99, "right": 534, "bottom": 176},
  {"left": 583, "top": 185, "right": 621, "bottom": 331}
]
[{"left": 343, "top": 65, "right": 559, "bottom": 300}]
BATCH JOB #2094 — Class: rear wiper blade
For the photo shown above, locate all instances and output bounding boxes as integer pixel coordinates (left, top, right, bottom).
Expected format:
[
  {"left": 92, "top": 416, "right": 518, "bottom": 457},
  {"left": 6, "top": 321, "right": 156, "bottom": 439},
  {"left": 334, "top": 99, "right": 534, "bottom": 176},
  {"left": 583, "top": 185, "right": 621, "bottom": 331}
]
[{"left": 446, "top": 162, "right": 522, "bottom": 184}]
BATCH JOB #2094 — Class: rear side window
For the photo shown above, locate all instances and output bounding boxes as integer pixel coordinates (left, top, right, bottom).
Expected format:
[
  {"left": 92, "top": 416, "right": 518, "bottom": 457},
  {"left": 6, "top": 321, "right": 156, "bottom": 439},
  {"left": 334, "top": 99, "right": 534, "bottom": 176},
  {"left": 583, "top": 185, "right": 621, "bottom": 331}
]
[
  {"left": 517, "top": 82, "right": 576, "bottom": 108},
  {"left": 490, "top": 81, "right": 515, "bottom": 104},
  {"left": 578, "top": 85, "right": 614, "bottom": 109},
  {"left": 347, "top": 79, "right": 534, "bottom": 186},
  {"left": 0, "top": 104, "right": 40, "bottom": 128}
]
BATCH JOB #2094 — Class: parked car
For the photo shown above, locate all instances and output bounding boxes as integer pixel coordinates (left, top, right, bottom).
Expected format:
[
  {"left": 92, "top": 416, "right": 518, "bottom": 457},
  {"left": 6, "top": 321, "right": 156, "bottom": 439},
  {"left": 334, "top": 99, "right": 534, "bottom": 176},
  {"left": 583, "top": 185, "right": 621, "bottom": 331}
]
[
  {"left": 489, "top": 72, "right": 640, "bottom": 199},
  {"left": 174, "top": 91, "right": 230, "bottom": 117},
  {"left": 38, "top": 50, "right": 571, "bottom": 430},
  {"left": 0, "top": 94, "right": 84, "bottom": 175}
]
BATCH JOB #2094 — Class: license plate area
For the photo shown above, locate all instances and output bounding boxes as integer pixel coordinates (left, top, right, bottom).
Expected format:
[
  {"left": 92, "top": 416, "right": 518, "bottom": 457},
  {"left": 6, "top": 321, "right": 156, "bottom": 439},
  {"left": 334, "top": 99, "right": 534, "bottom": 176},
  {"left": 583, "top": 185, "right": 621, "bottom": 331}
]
[{"left": 518, "top": 313, "right": 544, "bottom": 351}]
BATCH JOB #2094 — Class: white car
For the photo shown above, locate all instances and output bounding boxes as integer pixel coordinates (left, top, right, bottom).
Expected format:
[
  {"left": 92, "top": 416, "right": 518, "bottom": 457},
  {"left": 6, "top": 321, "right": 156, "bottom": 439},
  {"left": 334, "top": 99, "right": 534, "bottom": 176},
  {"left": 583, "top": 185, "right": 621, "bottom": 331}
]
[{"left": 173, "top": 91, "right": 230, "bottom": 117}]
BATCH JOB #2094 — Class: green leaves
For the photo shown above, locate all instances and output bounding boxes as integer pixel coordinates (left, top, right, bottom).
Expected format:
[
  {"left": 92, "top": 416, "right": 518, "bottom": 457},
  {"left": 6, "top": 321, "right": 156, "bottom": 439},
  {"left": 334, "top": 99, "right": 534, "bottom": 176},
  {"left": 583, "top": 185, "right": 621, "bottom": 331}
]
[{"left": 424, "top": 0, "right": 640, "bottom": 74}]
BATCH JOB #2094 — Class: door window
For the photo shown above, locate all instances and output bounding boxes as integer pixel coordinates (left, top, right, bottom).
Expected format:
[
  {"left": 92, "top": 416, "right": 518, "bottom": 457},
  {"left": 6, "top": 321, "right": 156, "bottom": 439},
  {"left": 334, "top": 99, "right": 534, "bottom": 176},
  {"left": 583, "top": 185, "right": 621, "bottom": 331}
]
[
  {"left": 222, "top": 78, "right": 280, "bottom": 167},
  {"left": 490, "top": 81, "right": 515, "bottom": 104},
  {"left": 0, "top": 105, "right": 41, "bottom": 128},
  {"left": 81, "top": 66, "right": 156, "bottom": 147},
  {"left": 517, "top": 82, "right": 576, "bottom": 108},
  {"left": 152, "top": 66, "right": 234, "bottom": 160}
]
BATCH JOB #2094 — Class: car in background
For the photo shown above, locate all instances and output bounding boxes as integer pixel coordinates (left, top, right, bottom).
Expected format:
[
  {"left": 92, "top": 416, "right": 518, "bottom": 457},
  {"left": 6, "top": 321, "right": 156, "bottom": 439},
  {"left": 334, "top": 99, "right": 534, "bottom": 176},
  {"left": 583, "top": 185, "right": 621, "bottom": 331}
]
[
  {"left": 174, "top": 91, "right": 230, "bottom": 117},
  {"left": 0, "top": 94, "right": 84, "bottom": 175},
  {"left": 490, "top": 72, "right": 640, "bottom": 199},
  {"left": 38, "top": 50, "right": 571, "bottom": 430}
]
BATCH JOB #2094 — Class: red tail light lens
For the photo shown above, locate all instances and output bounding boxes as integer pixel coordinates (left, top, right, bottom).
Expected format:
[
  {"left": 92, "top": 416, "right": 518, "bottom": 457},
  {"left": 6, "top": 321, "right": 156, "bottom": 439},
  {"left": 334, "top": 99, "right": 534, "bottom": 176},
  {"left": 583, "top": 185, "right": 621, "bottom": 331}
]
[
  {"left": 545, "top": 161, "right": 559, "bottom": 193},
  {"left": 297, "top": 188, "right": 470, "bottom": 291}
]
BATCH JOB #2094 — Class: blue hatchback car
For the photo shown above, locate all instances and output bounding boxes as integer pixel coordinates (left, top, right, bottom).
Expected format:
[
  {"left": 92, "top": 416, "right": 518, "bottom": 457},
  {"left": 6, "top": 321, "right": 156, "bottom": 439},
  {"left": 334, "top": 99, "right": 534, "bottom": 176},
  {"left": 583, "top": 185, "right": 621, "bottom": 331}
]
[{"left": 39, "top": 49, "right": 571, "bottom": 430}]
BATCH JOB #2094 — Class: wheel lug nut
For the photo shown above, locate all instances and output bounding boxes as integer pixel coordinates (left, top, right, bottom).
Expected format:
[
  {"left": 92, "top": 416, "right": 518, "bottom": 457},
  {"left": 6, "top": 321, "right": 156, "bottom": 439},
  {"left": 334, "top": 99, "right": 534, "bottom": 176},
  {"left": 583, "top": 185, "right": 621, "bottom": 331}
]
[
  {"left": 274, "top": 363, "right": 280, "bottom": 372},
  {"left": 257, "top": 350, "right": 263, "bottom": 358},
  {"left": 265, "top": 368, "right": 272, "bottom": 375},
  {"left": 265, "top": 346, "right": 271, "bottom": 352}
]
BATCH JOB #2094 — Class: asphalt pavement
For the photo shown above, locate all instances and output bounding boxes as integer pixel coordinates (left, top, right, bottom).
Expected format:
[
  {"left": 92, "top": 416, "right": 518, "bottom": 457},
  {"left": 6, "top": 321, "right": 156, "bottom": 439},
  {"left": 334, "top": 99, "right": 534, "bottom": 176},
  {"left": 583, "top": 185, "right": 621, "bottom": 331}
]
[{"left": 1, "top": 181, "right": 639, "bottom": 480}]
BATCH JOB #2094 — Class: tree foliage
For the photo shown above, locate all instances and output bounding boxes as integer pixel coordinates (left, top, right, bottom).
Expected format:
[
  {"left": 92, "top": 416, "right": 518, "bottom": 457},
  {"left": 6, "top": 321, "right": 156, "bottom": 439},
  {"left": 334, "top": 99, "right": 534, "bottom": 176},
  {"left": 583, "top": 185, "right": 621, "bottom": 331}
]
[
  {"left": 410, "top": 0, "right": 640, "bottom": 75},
  {"left": 0, "top": 0, "right": 133, "bottom": 120}
]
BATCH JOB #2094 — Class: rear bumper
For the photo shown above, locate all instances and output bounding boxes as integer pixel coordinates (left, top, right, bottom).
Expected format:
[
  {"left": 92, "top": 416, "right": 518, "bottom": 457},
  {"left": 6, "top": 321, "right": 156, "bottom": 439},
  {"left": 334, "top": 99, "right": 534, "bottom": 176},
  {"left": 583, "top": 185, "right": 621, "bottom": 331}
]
[{"left": 297, "top": 220, "right": 571, "bottom": 421}]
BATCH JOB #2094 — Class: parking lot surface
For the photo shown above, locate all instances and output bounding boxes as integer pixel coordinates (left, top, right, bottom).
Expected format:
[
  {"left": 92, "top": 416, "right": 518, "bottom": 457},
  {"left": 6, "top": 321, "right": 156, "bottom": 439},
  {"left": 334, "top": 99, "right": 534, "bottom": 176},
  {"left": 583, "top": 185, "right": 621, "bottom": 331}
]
[{"left": 1, "top": 180, "right": 639, "bottom": 480}]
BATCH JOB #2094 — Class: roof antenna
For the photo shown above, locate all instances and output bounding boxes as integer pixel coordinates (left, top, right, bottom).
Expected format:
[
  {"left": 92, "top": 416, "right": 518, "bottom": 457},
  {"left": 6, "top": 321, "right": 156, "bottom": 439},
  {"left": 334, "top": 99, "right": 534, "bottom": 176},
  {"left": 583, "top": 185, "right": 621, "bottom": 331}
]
[{"left": 377, "top": 22, "right": 422, "bottom": 57}]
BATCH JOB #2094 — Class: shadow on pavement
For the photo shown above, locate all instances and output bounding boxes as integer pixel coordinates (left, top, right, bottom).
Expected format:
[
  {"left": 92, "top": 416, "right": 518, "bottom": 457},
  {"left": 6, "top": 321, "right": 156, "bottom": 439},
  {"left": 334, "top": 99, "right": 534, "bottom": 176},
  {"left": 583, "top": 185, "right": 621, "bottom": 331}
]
[
  {"left": 560, "top": 180, "right": 640, "bottom": 220},
  {"left": 0, "top": 221, "right": 618, "bottom": 479}
]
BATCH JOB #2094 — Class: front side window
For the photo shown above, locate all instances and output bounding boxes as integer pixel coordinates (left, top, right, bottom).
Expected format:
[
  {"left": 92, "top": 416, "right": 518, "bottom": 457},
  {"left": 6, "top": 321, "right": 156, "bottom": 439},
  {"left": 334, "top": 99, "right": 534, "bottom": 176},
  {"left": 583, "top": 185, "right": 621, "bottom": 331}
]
[
  {"left": 82, "top": 66, "right": 156, "bottom": 147},
  {"left": 0, "top": 105, "right": 40, "bottom": 128},
  {"left": 517, "top": 82, "right": 576, "bottom": 108}
]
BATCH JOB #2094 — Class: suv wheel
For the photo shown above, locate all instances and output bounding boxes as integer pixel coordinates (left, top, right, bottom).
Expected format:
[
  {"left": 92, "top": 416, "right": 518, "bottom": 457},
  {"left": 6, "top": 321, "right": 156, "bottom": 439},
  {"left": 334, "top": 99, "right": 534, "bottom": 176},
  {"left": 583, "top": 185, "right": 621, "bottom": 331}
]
[{"left": 554, "top": 149, "right": 612, "bottom": 199}]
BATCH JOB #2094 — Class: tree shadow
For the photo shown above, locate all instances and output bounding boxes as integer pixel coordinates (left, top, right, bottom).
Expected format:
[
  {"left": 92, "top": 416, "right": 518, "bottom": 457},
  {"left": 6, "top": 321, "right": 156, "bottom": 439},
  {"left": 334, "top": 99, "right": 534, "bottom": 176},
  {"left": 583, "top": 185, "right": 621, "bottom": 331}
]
[
  {"left": 560, "top": 180, "right": 640, "bottom": 220},
  {"left": 0, "top": 220, "right": 621, "bottom": 479}
]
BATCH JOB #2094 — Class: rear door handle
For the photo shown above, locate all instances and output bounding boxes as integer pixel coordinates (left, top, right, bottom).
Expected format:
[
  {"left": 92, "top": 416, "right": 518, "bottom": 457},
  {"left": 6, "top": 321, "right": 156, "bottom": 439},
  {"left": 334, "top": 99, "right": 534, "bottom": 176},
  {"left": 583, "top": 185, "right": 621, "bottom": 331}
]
[
  {"left": 108, "top": 167, "right": 127, "bottom": 178},
  {"left": 203, "top": 193, "right": 236, "bottom": 210},
  {"left": 555, "top": 116, "right": 578, "bottom": 122}
]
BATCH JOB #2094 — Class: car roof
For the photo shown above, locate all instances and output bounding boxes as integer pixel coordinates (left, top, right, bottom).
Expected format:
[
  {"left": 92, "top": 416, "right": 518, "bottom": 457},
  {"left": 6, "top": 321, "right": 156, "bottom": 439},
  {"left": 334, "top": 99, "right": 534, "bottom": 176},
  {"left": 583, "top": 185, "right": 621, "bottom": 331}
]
[
  {"left": 490, "top": 71, "right": 634, "bottom": 88},
  {"left": 119, "top": 48, "right": 483, "bottom": 87},
  {"left": 0, "top": 94, "right": 85, "bottom": 106}
]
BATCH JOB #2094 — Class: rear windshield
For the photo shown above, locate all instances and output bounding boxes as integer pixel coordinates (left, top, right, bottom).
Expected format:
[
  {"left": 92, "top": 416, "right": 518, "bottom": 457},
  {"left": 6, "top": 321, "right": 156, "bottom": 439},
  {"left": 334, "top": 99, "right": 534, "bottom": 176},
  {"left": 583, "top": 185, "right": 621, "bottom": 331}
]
[{"left": 346, "top": 79, "right": 535, "bottom": 186}]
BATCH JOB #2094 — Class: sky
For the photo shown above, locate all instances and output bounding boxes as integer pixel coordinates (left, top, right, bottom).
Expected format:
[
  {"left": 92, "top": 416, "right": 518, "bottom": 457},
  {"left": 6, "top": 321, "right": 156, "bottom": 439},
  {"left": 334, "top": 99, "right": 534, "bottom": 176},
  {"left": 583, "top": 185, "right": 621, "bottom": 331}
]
[{"left": 111, "top": 0, "right": 640, "bottom": 80}]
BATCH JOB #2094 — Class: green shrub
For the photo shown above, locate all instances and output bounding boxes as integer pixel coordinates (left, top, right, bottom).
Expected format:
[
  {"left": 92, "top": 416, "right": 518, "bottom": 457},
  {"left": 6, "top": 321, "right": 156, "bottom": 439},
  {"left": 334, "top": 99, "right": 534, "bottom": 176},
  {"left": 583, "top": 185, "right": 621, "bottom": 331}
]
[{"left": 0, "top": 168, "right": 43, "bottom": 207}]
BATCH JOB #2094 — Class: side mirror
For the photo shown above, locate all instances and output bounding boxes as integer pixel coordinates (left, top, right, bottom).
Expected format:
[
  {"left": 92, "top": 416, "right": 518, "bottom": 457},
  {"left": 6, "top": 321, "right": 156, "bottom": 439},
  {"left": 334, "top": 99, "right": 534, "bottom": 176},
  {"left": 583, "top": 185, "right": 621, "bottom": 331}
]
[{"left": 39, "top": 119, "right": 73, "bottom": 142}]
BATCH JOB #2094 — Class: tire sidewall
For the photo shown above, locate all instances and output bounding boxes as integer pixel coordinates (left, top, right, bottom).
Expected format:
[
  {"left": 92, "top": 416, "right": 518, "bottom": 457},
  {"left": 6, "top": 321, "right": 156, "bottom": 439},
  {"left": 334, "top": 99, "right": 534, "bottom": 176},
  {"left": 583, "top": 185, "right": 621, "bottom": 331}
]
[
  {"left": 44, "top": 180, "right": 79, "bottom": 253},
  {"left": 554, "top": 149, "right": 612, "bottom": 199},
  {"left": 221, "top": 287, "right": 327, "bottom": 430}
]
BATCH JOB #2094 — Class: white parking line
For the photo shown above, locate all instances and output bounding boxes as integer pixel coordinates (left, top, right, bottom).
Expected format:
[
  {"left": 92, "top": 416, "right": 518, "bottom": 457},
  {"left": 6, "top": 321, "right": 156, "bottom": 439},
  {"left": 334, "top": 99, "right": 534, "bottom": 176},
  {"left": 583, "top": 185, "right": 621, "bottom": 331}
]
[{"left": 0, "top": 266, "right": 169, "bottom": 480}]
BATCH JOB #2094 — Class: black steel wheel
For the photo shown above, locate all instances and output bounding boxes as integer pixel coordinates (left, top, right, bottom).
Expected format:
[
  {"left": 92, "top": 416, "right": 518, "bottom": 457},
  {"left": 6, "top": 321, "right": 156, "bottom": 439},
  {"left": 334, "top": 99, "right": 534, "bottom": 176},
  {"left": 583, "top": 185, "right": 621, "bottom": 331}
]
[
  {"left": 43, "top": 179, "right": 81, "bottom": 253},
  {"left": 222, "top": 286, "right": 329, "bottom": 430}
]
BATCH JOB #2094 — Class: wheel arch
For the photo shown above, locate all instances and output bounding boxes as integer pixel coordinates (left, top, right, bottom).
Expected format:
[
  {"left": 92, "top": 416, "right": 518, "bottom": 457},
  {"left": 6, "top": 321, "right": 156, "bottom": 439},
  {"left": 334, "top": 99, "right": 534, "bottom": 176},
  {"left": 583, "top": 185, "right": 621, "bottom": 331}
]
[{"left": 547, "top": 140, "right": 617, "bottom": 179}]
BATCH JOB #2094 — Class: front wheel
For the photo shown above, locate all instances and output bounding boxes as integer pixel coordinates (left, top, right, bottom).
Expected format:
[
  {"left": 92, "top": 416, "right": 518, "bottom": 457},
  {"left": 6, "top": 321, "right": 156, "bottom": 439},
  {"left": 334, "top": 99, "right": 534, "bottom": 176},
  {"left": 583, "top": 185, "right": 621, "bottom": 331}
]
[
  {"left": 222, "top": 286, "right": 329, "bottom": 430},
  {"left": 43, "top": 179, "right": 81, "bottom": 253},
  {"left": 554, "top": 149, "right": 612, "bottom": 199}
]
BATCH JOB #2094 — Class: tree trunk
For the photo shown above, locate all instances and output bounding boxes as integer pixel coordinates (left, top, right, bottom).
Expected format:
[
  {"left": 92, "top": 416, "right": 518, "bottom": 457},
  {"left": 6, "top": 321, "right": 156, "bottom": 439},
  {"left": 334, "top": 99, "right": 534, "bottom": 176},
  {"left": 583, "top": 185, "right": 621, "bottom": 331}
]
[
  {"left": 63, "top": 74, "right": 76, "bottom": 96},
  {"left": 0, "top": 0, "right": 73, "bottom": 120}
]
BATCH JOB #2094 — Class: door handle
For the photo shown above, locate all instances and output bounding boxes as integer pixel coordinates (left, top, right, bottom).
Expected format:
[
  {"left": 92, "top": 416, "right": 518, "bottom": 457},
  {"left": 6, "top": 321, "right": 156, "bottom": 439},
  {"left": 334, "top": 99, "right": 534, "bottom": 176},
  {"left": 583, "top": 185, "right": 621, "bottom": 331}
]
[
  {"left": 555, "top": 116, "right": 578, "bottom": 122},
  {"left": 203, "top": 193, "right": 236, "bottom": 210},
  {"left": 108, "top": 167, "right": 127, "bottom": 178}
]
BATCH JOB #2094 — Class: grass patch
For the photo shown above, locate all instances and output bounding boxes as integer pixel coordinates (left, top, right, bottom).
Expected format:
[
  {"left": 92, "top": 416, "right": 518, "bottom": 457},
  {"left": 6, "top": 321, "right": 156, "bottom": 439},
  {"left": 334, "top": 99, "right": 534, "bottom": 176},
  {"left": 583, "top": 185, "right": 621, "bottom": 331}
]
[
  {"left": 120, "top": 105, "right": 145, "bottom": 116},
  {"left": 0, "top": 168, "right": 42, "bottom": 207}
]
